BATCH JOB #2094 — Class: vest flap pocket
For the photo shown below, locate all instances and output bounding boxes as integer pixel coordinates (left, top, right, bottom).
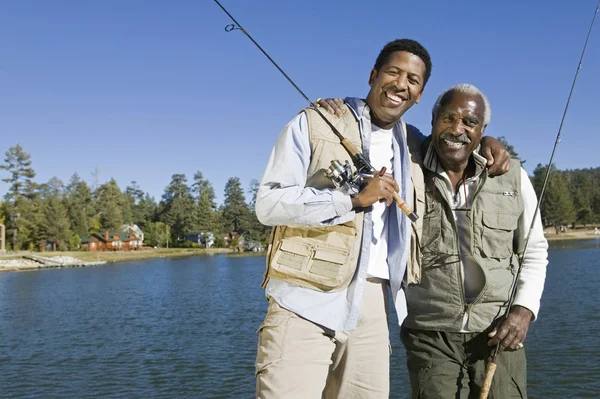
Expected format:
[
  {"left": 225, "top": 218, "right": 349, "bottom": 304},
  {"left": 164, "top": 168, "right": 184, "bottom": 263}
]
[
  {"left": 313, "top": 247, "right": 348, "bottom": 264},
  {"left": 481, "top": 212, "right": 518, "bottom": 259},
  {"left": 309, "top": 246, "right": 349, "bottom": 280},
  {"left": 280, "top": 239, "right": 312, "bottom": 256},
  {"left": 482, "top": 212, "right": 518, "bottom": 231},
  {"left": 272, "top": 238, "right": 312, "bottom": 272}
]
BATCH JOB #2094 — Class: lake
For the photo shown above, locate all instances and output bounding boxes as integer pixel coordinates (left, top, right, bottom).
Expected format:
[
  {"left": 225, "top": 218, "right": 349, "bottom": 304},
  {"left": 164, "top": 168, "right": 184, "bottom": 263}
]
[{"left": 1, "top": 239, "right": 599, "bottom": 398}]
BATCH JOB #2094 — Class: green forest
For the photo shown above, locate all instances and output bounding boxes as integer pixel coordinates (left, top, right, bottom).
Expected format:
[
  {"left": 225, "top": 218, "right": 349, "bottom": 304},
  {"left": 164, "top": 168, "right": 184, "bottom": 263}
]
[
  {"left": 0, "top": 144, "right": 269, "bottom": 251},
  {"left": 1, "top": 143, "right": 599, "bottom": 251}
]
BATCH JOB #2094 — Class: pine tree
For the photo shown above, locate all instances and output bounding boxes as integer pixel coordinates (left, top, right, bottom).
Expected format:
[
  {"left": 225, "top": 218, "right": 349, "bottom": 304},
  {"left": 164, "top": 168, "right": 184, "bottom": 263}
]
[
  {"left": 497, "top": 136, "right": 525, "bottom": 165},
  {"left": 96, "top": 179, "right": 125, "bottom": 231},
  {"left": 159, "top": 174, "right": 197, "bottom": 243},
  {"left": 192, "top": 171, "right": 218, "bottom": 233},
  {"left": 41, "top": 194, "right": 72, "bottom": 250},
  {"left": 65, "top": 174, "right": 94, "bottom": 236},
  {"left": 0, "top": 145, "right": 38, "bottom": 249},
  {"left": 221, "top": 177, "right": 251, "bottom": 233},
  {"left": 533, "top": 164, "right": 576, "bottom": 229}
]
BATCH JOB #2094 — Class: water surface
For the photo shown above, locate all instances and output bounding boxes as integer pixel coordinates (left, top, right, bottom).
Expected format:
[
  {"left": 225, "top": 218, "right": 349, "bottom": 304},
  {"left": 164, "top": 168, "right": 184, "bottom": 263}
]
[{"left": 0, "top": 239, "right": 598, "bottom": 398}]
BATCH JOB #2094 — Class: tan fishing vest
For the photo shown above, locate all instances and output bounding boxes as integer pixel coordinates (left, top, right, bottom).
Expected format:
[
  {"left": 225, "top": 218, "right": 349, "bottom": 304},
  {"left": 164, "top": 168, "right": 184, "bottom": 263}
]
[
  {"left": 261, "top": 105, "right": 426, "bottom": 292},
  {"left": 261, "top": 105, "right": 365, "bottom": 292}
]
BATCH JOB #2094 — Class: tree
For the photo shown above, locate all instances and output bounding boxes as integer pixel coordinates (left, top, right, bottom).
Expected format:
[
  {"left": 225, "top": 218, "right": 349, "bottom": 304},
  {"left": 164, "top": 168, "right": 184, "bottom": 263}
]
[
  {"left": 96, "top": 179, "right": 125, "bottom": 231},
  {"left": 533, "top": 164, "right": 576, "bottom": 230},
  {"left": 0, "top": 145, "right": 38, "bottom": 249},
  {"left": 570, "top": 171, "right": 595, "bottom": 225},
  {"left": 192, "top": 171, "right": 218, "bottom": 233},
  {"left": 1, "top": 144, "right": 36, "bottom": 201},
  {"left": 125, "top": 181, "right": 155, "bottom": 228},
  {"left": 158, "top": 174, "right": 197, "bottom": 243},
  {"left": 246, "top": 179, "right": 270, "bottom": 245},
  {"left": 65, "top": 174, "right": 94, "bottom": 236},
  {"left": 144, "top": 221, "right": 170, "bottom": 248},
  {"left": 497, "top": 136, "right": 525, "bottom": 165},
  {"left": 40, "top": 194, "right": 72, "bottom": 250},
  {"left": 221, "top": 177, "right": 251, "bottom": 233}
]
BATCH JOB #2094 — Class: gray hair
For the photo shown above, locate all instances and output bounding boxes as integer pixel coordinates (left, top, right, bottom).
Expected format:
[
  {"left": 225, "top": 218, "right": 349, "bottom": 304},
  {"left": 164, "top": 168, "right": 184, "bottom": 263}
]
[{"left": 432, "top": 83, "right": 491, "bottom": 126}]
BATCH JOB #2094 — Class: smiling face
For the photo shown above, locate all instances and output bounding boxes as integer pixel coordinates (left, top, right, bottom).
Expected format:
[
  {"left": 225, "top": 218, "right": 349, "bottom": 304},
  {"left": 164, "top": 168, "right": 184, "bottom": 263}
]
[
  {"left": 431, "top": 90, "right": 486, "bottom": 171},
  {"left": 365, "top": 51, "right": 426, "bottom": 129}
]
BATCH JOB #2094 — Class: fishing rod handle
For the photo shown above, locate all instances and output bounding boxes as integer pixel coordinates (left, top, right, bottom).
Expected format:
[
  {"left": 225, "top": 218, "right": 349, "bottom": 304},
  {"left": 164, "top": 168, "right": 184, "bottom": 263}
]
[
  {"left": 340, "top": 138, "right": 419, "bottom": 221},
  {"left": 393, "top": 192, "right": 419, "bottom": 222},
  {"left": 479, "top": 362, "right": 497, "bottom": 399}
]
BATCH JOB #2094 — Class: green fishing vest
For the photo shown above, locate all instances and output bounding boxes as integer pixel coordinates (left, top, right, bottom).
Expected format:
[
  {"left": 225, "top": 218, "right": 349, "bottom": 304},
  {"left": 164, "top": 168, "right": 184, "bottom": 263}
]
[{"left": 404, "top": 157, "right": 524, "bottom": 332}]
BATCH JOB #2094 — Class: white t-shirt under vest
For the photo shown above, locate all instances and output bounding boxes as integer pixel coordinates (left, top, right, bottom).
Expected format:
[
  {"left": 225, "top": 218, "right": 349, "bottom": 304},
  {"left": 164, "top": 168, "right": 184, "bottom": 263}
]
[{"left": 366, "top": 125, "right": 394, "bottom": 280}]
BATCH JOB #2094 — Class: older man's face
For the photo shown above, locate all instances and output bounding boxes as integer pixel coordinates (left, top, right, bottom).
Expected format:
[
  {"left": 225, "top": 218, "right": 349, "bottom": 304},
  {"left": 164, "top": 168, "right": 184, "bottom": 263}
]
[{"left": 432, "top": 91, "right": 486, "bottom": 170}]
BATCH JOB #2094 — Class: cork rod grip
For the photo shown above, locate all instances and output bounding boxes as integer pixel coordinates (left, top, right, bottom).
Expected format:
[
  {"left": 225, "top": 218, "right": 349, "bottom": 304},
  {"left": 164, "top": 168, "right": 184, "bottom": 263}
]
[
  {"left": 392, "top": 192, "right": 419, "bottom": 222},
  {"left": 342, "top": 139, "right": 419, "bottom": 222},
  {"left": 479, "top": 362, "right": 497, "bottom": 399}
]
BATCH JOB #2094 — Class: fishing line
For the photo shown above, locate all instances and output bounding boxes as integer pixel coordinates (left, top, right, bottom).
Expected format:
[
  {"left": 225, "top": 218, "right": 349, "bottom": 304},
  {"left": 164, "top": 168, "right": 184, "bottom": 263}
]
[
  {"left": 480, "top": 1, "right": 600, "bottom": 397},
  {"left": 213, "top": 0, "right": 419, "bottom": 221}
]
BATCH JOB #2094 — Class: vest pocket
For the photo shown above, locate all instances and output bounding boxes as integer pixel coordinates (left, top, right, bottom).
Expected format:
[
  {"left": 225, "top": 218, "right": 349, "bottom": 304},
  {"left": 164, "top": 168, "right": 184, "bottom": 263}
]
[
  {"left": 269, "top": 224, "right": 357, "bottom": 291},
  {"left": 481, "top": 212, "right": 519, "bottom": 258}
]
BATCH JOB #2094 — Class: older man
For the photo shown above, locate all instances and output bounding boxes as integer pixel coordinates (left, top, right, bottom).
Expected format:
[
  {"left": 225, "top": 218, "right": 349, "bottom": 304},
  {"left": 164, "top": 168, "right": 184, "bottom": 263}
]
[{"left": 401, "top": 84, "right": 548, "bottom": 399}]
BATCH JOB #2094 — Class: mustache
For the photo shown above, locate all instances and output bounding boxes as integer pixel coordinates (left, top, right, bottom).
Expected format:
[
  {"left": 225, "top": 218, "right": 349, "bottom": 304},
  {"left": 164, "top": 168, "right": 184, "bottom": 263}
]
[
  {"left": 440, "top": 133, "right": 471, "bottom": 144},
  {"left": 383, "top": 85, "right": 407, "bottom": 95}
]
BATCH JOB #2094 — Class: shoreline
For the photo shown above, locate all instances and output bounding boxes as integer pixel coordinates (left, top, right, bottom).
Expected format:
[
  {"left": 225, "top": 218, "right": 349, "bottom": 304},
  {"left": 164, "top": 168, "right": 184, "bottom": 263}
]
[
  {"left": 544, "top": 228, "right": 600, "bottom": 241},
  {"left": 1, "top": 229, "right": 598, "bottom": 272},
  {"left": 0, "top": 248, "right": 236, "bottom": 272}
]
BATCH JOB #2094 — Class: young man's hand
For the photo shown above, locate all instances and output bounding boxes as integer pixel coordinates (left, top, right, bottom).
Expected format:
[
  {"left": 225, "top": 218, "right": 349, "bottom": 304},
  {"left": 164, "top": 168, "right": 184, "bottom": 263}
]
[
  {"left": 481, "top": 136, "right": 511, "bottom": 176},
  {"left": 351, "top": 173, "right": 398, "bottom": 209}
]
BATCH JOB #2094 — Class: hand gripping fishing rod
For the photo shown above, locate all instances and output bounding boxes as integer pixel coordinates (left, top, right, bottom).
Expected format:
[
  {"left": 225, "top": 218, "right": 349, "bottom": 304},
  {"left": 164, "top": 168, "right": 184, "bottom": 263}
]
[
  {"left": 213, "top": 0, "right": 419, "bottom": 222},
  {"left": 480, "top": 2, "right": 600, "bottom": 398}
]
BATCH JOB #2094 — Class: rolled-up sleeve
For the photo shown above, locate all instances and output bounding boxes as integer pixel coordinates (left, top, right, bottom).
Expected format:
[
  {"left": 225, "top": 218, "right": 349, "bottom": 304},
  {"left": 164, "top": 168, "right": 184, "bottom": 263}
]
[
  {"left": 255, "top": 112, "right": 355, "bottom": 228},
  {"left": 513, "top": 168, "right": 549, "bottom": 320}
]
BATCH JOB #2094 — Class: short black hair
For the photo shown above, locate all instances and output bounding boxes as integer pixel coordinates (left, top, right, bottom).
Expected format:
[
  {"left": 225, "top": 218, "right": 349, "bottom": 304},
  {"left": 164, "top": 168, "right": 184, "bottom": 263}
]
[{"left": 373, "top": 39, "right": 432, "bottom": 86}]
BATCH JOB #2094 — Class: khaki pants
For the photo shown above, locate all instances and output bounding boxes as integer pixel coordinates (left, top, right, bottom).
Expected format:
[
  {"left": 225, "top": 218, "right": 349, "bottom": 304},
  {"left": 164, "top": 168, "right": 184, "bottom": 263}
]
[
  {"left": 255, "top": 279, "right": 391, "bottom": 399},
  {"left": 401, "top": 327, "right": 527, "bottom": 399}
]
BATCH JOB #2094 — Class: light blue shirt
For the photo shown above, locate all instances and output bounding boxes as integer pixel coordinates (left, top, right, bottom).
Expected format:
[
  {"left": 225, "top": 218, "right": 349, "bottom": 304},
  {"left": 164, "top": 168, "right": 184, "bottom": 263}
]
[{"left": 255, "top": 98, "right": 413, "bottom": 332}]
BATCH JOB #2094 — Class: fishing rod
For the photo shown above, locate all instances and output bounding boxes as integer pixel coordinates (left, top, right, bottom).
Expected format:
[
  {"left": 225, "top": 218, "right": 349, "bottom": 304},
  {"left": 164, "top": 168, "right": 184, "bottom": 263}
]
[
  {"left": 480, "top": 1, "right": 600, "bottom": 397},
  {"left": 213, "top": 0, "right": 419, "bottom": 222}
]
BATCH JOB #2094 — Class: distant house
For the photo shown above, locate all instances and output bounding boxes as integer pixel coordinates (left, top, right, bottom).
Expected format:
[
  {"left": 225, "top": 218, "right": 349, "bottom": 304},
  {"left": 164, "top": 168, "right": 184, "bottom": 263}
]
[
  {"left": 184, "top": 232, "right": 215, "bottom": 248},
  {"left": 244, "top": 239, "right": 264, "bottom": 252},
  {"left": 81, "top": 224, "right": 144, "bottom": 251}
]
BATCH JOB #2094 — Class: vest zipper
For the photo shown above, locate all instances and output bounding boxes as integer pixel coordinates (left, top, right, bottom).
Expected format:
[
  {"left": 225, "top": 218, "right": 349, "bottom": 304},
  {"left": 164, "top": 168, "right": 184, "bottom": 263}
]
[
  {"left": 462, "top": 174, "right": 489, "bottom": 330},
  {"left": 434, "top": 176, "right": 470, "bottom": 329}
]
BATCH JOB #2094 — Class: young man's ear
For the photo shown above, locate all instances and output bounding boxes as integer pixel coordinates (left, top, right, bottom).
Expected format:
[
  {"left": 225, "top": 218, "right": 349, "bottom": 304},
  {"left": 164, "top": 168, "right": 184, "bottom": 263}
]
[
  {"left": 415, "top": 90, "right": 423, "bottom": 104},
  {"left": 368, "top": 68, "right": 377, "bottom": 86}
]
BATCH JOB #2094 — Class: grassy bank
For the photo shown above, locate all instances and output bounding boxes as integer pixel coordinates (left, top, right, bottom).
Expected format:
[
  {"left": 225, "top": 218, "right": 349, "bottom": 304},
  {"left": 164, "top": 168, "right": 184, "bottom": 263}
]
[
  {"left": 545, "top": 228, "right": 600, "bottom": 241},
  {"left": 56, "top": 248, "right": 234, "bottom": 263}
]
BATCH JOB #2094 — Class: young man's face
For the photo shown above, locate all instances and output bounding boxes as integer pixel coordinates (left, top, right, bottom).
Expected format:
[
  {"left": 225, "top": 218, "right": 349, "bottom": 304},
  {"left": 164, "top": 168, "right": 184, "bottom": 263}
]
[
  {"left": 431, "top": 91, "right": 486, "bottom": 170},
  {"left": 366, "top": 51, "right": 426, "bottom": 129}
]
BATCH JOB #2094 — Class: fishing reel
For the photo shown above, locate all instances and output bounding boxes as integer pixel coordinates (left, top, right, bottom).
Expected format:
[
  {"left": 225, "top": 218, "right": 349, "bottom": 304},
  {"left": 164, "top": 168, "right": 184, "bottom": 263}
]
[{"left": 325, "top": 160, "right": 367, "bottom": 197}]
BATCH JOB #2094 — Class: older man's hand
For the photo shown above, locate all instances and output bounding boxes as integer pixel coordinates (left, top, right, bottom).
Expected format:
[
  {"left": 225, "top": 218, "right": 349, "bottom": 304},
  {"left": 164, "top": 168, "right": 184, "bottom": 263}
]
[
  {"left": 487, "top": 305, "right": 533, "bottom": 352},
  {"left": 481, "top": 136, "right": 511, "bottom": 176},
  {"left": 316, "top": 98, "right": 346, "bottom": 117}
]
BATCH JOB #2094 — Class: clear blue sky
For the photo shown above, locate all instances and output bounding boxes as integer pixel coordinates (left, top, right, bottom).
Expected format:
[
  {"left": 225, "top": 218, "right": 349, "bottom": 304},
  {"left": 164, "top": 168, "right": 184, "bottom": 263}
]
[{"left": 2, "top": 0, "right": 599, "bottom": 204}]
